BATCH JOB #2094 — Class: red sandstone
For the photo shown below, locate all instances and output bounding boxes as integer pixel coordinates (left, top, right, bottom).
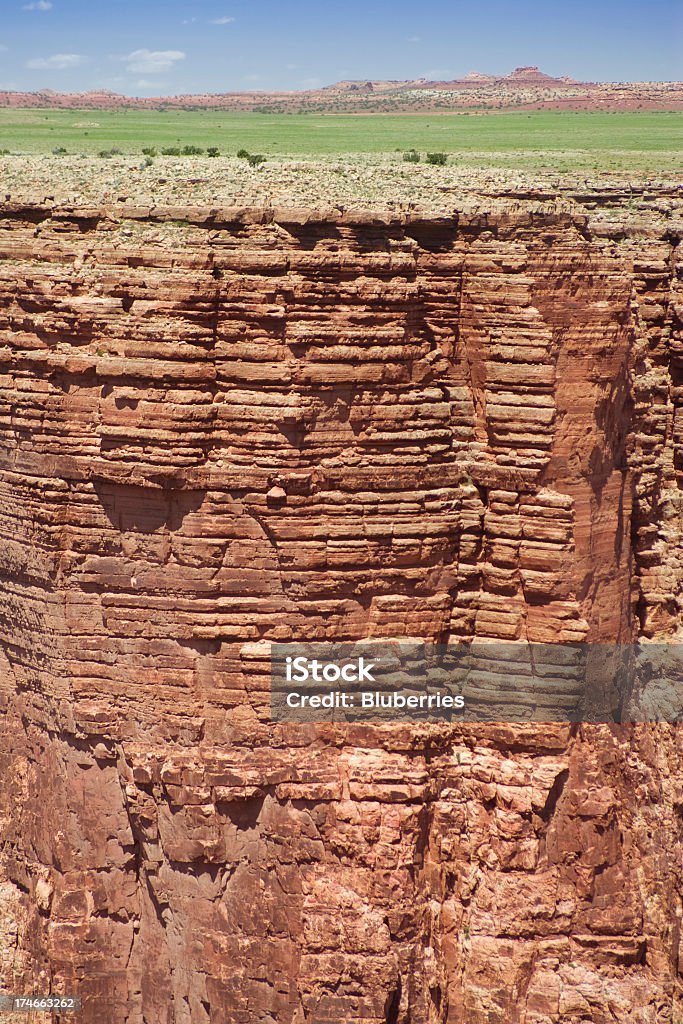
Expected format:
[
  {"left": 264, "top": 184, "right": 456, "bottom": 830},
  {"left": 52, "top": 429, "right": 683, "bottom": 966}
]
[{"left": 0, "top": 200, "right": 681, "bottom": 1022}]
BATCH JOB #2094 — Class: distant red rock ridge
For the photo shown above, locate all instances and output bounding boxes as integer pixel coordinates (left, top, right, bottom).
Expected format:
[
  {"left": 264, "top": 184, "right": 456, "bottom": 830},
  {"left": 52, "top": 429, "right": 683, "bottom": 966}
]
[{"left": 0, "top": 67, "right": 681, "bottom": 111}]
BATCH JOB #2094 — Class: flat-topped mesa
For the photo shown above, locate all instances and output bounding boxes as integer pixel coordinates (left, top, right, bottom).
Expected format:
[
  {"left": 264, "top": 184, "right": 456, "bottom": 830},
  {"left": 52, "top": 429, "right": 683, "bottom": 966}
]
[
  {"left": 502, "top": 65, "right": 576, "bottom": 85},
  {"left": 0, "top": 203, "right": 681, "bottom": 1023}
]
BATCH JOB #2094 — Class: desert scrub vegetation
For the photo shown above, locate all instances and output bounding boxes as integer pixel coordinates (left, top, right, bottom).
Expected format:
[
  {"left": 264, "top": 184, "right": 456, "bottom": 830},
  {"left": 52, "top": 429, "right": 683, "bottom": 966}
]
[
  {"left": 160, "top": 145, "right": 205, "bottom": 155},
  {"left": 400, "top": 149, "right": 446, "bottom": 165},
  {"left": 237, "top": 149, "right": 266, "bottom": 167},
  {"left": 149, "top": 144, "right": 219, "bottom": 157}
]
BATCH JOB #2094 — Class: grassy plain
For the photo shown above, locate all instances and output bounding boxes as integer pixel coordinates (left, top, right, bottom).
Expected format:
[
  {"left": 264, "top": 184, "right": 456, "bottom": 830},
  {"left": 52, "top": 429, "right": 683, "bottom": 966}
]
[{"left": 0, "top": 108, "right": 680, "bottom": 170}]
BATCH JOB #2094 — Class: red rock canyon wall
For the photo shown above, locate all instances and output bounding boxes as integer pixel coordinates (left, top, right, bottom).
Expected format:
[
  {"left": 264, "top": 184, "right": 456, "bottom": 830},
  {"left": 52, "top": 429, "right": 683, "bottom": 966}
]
[{"left": 0, "top": 203, "right": 681, "bottom": 1022}]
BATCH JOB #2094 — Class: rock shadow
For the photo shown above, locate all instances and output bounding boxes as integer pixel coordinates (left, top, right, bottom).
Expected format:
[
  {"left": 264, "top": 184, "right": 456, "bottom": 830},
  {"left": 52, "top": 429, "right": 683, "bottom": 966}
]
[{"left": 93, "top": 482, "right": 205, "bottom": 534}]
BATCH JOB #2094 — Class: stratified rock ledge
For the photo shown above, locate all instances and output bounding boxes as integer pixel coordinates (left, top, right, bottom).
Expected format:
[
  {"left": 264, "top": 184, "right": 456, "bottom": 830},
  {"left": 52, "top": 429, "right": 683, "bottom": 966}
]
[{"left": 0, "top": 201, "right": 681, "bottom": 1023}]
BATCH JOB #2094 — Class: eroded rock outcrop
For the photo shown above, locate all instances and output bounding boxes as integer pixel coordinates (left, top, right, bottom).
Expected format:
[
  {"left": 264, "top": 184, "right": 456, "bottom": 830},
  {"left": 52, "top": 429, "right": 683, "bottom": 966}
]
[{"left": 0, "top": 203, "right": 681, "bottom": 1022}]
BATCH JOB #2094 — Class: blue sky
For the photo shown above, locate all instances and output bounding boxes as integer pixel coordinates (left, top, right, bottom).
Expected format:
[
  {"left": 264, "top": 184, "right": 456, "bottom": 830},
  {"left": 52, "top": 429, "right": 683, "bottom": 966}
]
[{"left": 1, "top": 0, "right": 680, "bottom": 95}]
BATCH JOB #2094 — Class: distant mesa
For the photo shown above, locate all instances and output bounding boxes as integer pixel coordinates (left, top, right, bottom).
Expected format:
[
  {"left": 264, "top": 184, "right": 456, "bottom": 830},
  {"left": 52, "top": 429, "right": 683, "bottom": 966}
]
[
  {"left": 327, "top": 67, "right": 590, "bottom": 93},
  {"left": 324, "top": 80, "right": 378, "bottom": 92},
  {"left": 462, "top": 71, "right": 495, "bottom": 82},
  {"left": 506, "top": 65, "right": 557, "bottom": 81},
  {"left": 499, "top": 66, "right": 578, "bottom": 86}
]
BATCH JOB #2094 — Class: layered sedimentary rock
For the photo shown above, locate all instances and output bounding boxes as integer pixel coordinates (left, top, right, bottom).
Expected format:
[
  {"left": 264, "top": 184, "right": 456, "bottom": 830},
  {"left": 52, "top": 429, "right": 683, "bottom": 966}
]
[{"left": 0, "top": 202, "right": 681, "bottom": 1023}]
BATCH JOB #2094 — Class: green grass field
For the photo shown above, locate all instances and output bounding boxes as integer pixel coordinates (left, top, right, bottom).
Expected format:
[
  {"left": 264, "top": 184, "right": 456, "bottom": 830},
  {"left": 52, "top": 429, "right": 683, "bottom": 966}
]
[{"left": 0, "top": 108, "right": 680, "bottom": 169}]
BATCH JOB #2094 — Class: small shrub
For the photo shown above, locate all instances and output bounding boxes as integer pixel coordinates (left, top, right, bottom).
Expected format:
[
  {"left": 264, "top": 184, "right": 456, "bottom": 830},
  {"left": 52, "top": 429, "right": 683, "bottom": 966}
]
[
  {"left": 426, "top": 152, "right": 447, "bottom": 165},
  {"left": 181, "top": 145, "right": 204, "bottom": 155},
  {"left": 236, "top": 148, "right": 250, "bottom": 159},
  {"left": 206, "top": 147, "right": 220, "bottom": 157},
  {"left": 161, "top": 146, "right": 181, "bottom": 156},
  {"left": 247, "top": 153, "right": 265, "bottom": 167},
  {"left": 52, "top": 146, "right": 68, "bottom": 155},
  {"left": 98, "top": 146, "right": 122, "bottom": 158},
  {"left": 141, "top": 147, "right": 157, "bottom": 157},
  {"left": 402, "top": 149, "right": 420, "bottom": 163},
  {"left": 142, "top": 156, "right": 154, "bottom": 167}
]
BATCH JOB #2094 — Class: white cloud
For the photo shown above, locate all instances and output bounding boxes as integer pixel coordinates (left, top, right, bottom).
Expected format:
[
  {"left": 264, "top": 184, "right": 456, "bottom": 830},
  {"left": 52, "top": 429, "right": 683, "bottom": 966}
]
[
  {"left": 209, "top": 16, "right": 235, "bottom": 24},
  {"left": 124, "top": 48, "right": 185, "bottom": 74},
  {"left": 23, "top": 1, "right": 52, "bottom": 9},
  {"left": 26, "top": 53, "right": 88, "bottom": 70},
  {"left": 407, "top": 36, "right": 420, "bottom": 43}
]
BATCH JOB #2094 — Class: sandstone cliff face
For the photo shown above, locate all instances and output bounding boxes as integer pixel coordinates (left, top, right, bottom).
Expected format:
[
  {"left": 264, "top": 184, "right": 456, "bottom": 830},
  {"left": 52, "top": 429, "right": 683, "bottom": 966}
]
[{"left": 0, "top": 203, "right": 681, "bottom": 1023}]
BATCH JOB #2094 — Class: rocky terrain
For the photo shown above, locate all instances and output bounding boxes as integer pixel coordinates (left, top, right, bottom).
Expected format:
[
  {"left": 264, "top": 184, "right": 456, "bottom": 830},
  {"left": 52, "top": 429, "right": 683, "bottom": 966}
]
[
  {"left": 0, "top": 163, "right": 681, "bottom": 1023},
  {"left": 1, "top": 67, "right": 682, "bottom": 113},
  {"left": 1, "top": 154, "right": 682, "bottom": 232}
]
